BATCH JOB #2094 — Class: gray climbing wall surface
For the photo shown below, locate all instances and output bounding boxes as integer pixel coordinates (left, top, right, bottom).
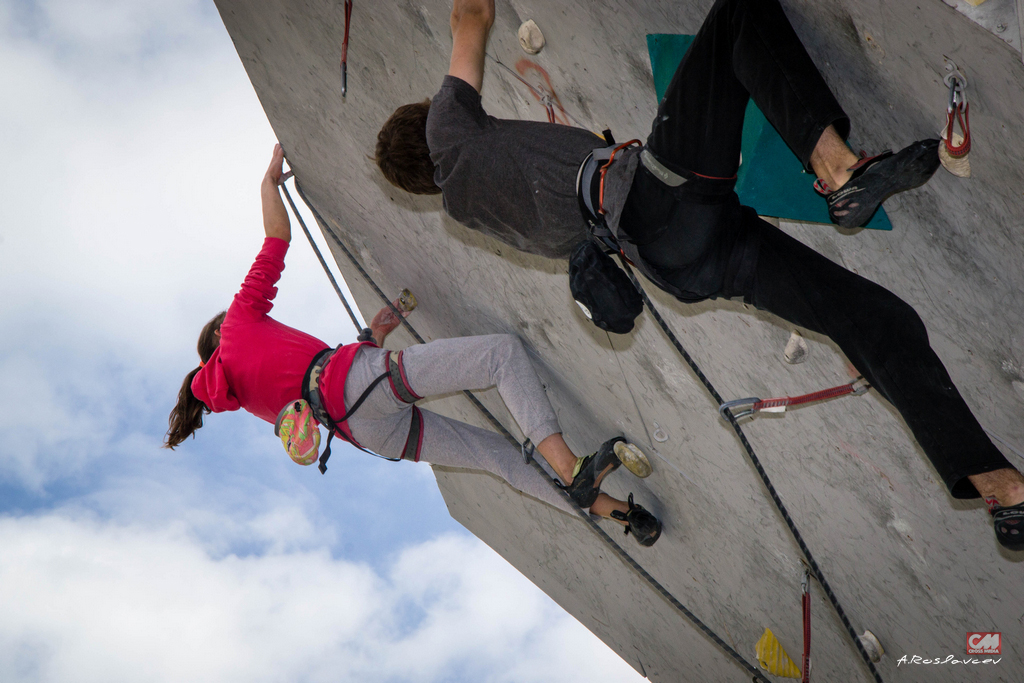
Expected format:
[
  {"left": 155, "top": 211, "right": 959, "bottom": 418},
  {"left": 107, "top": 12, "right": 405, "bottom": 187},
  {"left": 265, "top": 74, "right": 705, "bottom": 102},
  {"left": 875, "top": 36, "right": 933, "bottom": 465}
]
[{"left": 213, "top": 1, "right": 1024, "bottom": 680}]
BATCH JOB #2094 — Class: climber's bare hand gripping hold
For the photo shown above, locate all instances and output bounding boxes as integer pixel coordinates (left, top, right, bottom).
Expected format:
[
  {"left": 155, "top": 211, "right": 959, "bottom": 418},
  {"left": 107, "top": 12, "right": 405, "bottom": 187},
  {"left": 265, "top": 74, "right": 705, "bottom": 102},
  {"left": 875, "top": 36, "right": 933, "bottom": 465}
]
[{"left": 166, "top": 144, "right": 662, "bottom": 547}]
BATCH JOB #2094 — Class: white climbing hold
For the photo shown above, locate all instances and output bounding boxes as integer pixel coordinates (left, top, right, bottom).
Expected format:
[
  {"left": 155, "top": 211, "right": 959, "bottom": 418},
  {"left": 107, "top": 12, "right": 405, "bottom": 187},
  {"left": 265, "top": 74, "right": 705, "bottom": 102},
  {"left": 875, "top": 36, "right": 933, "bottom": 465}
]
[
  {"left": 518, "top": 19, "right": 545, "bottom": 54},
  {"left": 784, "top": 330, "right": 809, "bottom": 365},
  {"left": 858, "top": 630, "right": 884, "bottom": 662}
]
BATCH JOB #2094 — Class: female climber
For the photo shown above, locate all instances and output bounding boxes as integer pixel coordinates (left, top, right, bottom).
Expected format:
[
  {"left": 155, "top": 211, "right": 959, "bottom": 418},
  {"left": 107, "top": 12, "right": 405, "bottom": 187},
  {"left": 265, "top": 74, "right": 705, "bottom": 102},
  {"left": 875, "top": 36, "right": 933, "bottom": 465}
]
[{"left": 164, "top": 144, "right": 661, "bottom": 546}]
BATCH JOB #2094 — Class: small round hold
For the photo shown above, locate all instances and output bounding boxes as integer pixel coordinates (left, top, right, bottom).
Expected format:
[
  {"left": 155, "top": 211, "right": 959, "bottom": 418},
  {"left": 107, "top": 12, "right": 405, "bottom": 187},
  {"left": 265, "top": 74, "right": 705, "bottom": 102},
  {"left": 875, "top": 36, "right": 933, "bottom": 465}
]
[
  {"left": 858, "top": 630, "right": 884, "bottom": 662},
  {"left": 518, "top": 19, "right": 545, "bottom": 54},
  {"left": 784, "top": 330, "right": 809, "bottom": 365},
  {"left": 397, "top": 288, "right": 417, "bottom": 312}
]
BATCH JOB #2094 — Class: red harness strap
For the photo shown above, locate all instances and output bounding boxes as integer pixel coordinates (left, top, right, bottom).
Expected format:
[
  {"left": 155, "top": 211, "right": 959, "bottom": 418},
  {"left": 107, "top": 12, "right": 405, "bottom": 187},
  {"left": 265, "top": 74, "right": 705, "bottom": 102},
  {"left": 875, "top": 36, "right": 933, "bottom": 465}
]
[{"left": 597, "top": 140, "right": 642, "bottom": 215}]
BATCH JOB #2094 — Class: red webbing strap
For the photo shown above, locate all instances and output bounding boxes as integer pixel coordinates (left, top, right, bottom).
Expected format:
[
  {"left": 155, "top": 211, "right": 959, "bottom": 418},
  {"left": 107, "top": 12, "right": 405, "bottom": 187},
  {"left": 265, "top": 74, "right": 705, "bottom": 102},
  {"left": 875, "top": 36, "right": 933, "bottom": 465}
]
[
  {"left": 944, "top": 102, "right": 970, "bottom": 157},
  {"left": 597, "top": 140, "right": 642, "bottom": 215},
  {"left": 753, "top": 383, "right": 857, "bottom": 412},
  {"left": 340, "top": 0, "right": 353, "bottom": 96}
]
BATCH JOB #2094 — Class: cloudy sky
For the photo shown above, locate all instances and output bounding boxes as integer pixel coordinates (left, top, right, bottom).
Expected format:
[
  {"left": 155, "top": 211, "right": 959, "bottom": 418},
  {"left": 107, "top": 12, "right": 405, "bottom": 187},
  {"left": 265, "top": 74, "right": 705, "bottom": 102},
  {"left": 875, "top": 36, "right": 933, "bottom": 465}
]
[{"left": 0, "top": 1, "right": 644, "bottom": 681}]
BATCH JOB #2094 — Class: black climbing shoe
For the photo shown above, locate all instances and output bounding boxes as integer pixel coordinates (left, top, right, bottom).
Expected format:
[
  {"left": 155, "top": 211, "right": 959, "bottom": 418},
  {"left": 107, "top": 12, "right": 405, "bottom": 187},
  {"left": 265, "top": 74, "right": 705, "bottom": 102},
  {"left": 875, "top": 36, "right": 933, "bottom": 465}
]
[
  {"left": 611, "top": 494, "right": 662, "bottom": 547},
  {"left": 814, "top": 138, "right": 940, "bottom": 228},
  {"left": 564, "top": 437, "right": 625, "bottom": 509},
  {"left": 992, "top": 501, "right": 1024, "bottom": 551}
]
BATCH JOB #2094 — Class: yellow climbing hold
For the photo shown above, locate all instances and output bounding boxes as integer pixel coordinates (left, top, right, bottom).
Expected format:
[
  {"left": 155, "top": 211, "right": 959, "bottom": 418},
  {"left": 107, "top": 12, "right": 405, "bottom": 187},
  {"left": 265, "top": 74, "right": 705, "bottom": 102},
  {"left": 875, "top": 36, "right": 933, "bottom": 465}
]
[{"left": 755, "top": 628, "right": 802, "bottom": 678}]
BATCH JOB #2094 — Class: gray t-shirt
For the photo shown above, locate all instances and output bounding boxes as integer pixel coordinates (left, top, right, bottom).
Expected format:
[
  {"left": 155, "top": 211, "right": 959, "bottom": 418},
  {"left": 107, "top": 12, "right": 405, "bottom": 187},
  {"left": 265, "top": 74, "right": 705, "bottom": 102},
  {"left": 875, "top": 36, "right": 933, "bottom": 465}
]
[{"left": 426, "top": 76, "right": 603, "bottom": 259}]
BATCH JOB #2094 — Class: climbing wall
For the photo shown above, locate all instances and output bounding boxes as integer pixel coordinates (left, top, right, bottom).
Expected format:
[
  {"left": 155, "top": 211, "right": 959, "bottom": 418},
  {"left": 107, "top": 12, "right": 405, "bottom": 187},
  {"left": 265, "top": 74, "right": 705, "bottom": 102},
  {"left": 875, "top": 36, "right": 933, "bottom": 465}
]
[{"left": 213, "top": 1, "right": 1024, "bottom": 680}]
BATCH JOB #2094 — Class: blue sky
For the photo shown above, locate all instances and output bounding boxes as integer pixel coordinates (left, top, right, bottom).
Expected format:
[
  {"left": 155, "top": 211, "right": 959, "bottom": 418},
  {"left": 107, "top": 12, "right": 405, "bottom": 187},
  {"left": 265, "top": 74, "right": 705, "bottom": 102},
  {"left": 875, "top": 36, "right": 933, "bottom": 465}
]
[{"left": 0, "top": 1, "right": 644, "bottom": 680}]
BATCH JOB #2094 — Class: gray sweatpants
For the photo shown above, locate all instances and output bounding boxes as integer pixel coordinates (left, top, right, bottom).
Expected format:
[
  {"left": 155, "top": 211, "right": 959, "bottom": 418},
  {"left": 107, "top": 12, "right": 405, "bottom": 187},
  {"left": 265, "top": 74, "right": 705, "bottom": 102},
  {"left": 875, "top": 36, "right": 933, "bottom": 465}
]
[{"left": 339, "top": 335, "right": 575, "bottom": 514}]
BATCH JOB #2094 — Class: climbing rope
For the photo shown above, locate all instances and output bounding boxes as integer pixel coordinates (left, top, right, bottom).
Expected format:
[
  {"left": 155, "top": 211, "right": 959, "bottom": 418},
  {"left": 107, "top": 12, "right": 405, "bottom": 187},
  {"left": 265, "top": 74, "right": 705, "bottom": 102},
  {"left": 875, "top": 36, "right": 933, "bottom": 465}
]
[
  {"left": 279, "top": 174, "right": 774, "bottom": 683},
  {"left": 278, "top": 171, "right": 362, "bottom": 332},
  {"left": 620, "top": 259, "right": 885, "bottom": 683},
  {"left": 486, "top": 54, "right": 591, "bottom": 129},
  {"left": 801, "top": 569, "right": 812, "bottom": 683}
]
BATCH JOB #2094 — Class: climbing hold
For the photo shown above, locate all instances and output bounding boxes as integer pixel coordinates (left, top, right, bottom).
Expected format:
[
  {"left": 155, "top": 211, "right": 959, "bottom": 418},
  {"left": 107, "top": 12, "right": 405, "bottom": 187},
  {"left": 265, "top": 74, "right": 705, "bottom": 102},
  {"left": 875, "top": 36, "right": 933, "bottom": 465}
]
[
  {"left": 397, "top": 288, "right": 417, "bottom": 313},
  {"left": 755, "top": 628, "right": 801, "bottom": 678},
  {"left": 518, "top": 19, "right": 545, "bottom": 54},
  {"left": 858, "top": 630, "right": 884, "bottom": 662},
  {"left": 784, "top": 330, "right": 809, "bottom": 365},
  {"left": 615, "top": 440, "right": 653, "bottom": 479}
]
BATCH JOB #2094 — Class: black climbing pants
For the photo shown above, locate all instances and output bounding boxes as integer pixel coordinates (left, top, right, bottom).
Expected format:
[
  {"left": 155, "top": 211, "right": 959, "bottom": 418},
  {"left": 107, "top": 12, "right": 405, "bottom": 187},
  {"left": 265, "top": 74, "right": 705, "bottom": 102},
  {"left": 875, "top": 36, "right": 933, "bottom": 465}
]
[{"left": 619, "top": 0, "right": 1011, "bottom": 497}]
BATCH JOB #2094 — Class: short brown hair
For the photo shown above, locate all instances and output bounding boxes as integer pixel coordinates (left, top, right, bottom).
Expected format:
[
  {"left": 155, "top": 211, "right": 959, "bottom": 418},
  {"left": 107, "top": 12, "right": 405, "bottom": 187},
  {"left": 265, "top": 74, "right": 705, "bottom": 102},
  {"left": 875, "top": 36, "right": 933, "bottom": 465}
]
[{"left": 375, "top": 100, "right": 441, "bottom": 195}]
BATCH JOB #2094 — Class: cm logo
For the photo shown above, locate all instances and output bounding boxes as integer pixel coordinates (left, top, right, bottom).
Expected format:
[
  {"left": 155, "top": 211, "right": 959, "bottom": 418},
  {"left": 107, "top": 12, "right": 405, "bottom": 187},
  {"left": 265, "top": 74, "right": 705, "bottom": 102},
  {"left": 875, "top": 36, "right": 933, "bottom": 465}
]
[{"left": 966, "top": 632, "right": 1001, "bottom": 655}]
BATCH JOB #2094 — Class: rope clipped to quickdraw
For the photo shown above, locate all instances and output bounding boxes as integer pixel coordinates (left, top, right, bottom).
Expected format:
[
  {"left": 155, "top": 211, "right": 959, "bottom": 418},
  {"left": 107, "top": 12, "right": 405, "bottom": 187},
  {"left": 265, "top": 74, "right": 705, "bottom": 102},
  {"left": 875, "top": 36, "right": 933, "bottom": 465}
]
[
  {"left": 284, "top": 173, "right": 773, "bottom": 683},
  {"left": 486, "top": 54, "right": 592, "bottom": 129},
  {"left": 618, "top": 258, "right": 885, "bottom": 683},
  {"left": 939, "top": 56, "right": 970, "bottom": 178},
  {"left": 720, "top": 378, "right": 870, "bottom": 421}
]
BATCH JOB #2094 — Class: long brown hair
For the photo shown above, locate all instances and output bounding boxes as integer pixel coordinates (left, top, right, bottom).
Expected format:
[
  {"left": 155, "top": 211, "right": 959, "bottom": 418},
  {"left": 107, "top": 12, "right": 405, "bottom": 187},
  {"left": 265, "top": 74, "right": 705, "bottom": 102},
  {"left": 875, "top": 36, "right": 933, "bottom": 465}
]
[{"left": 165, "top": 311, "right": 226, "bottom": 449}]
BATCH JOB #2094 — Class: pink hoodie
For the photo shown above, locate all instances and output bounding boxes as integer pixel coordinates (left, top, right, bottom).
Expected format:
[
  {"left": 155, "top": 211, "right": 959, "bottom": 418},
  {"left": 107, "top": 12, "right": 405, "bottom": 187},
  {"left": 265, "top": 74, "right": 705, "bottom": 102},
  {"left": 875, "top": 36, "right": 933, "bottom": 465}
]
[{"left": 191, "top": 237, "right": 335, "bottom": 424}]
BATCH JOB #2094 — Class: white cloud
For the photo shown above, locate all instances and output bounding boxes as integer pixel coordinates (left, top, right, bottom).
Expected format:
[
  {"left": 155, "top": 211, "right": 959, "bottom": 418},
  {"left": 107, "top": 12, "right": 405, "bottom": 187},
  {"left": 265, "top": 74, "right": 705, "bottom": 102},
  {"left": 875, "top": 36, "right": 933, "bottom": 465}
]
[
  {"left": 0, "top": 515, "right": 643, "bottom": 683},
  {"left": 0, "top": 4, "right": 643, "bottom": 682}
]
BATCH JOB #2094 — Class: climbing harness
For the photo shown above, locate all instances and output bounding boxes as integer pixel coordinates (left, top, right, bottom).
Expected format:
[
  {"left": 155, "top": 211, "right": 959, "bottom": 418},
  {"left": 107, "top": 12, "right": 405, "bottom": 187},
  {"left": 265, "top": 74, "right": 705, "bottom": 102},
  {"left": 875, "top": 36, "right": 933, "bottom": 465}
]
[
  {"left": 719, "top": 378, "right": 870, "bottom": 421},
  {"left": 279, "top": 171, "right": 775, "bottom": 683},
  {"left": 277, "top": 177, "right": 420, "bottom": 472},
  {"left": 618, "top": 258, "right": 885, "bottom": 683},
  {"left": 341, "top": 0, "right": 353, "bottom": 97},
  {"left": 301, "top": 346, "right": 422, "bottom": 473},
  {"left": 939, "top": 57, "right": 970, "bottom": 177},
  {"left": 569, "top": 136, "right": 646, "bottom": 332},
  {"left": 597, "top": 140, "right": 642, "bottom": 215}
]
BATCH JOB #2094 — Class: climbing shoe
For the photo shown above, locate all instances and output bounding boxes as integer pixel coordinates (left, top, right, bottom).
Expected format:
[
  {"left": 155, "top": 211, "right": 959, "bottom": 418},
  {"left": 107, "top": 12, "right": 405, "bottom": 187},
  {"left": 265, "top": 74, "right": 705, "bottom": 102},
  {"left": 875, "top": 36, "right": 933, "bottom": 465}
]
[
  {"left": 814, "top": 138, "right": 940, "bottom": 228},
  {"left": 992, "top": 501, "right": 1024, "bottom": 551},
  {"left": 564, "top": 437, "right": 625, "bottom": 509},
  {"left": 611, "top": 494, "right": 662, "bottom": 547}
]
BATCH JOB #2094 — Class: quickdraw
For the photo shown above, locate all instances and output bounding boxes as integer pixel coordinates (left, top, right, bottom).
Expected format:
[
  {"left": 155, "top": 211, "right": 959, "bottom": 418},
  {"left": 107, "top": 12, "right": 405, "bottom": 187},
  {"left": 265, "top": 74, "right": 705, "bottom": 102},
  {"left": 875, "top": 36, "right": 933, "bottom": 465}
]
[
  {"left": 942, "top": 56, "right": 970, "bottom": 159},
  {"left": 341, "top": 0, "right": 353, "bottom": 97},
  {"left": 719, "top": 378, "right": 870, "bottom": 421}
]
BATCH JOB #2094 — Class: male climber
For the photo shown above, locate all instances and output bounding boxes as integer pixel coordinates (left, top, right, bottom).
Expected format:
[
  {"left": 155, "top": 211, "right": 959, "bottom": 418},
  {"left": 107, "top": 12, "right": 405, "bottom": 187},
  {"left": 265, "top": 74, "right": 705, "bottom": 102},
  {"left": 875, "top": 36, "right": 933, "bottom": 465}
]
[{"left": 374, "top": 0, "right": 1024, "bottom": 551}]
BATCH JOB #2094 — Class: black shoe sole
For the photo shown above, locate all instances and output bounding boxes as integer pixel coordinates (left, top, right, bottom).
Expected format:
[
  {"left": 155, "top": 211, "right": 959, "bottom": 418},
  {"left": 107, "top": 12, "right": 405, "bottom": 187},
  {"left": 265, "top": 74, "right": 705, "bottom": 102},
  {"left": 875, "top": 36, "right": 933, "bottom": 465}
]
[
  {"left": 828, "top": 138, "right": 940, "bottom": 228},
  {"left": 993, "top": 504, "right": 1024, "bottom": 551},
  {"left": 635, "top": 518, "right": 662, "bottom": 547}
]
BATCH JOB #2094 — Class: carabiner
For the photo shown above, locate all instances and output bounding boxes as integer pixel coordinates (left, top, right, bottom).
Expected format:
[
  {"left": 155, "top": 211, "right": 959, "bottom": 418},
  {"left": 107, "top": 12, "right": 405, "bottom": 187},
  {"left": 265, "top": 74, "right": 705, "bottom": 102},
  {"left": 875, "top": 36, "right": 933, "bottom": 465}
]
[
  {"left": 522, "top": 438, "right": 536, "bottom": 465},
  {"left": 942, "top": 56, "right": 968, "bottom": 112},
  {"left": 719, "top": 397, "right": 761, "bottom": 421}
]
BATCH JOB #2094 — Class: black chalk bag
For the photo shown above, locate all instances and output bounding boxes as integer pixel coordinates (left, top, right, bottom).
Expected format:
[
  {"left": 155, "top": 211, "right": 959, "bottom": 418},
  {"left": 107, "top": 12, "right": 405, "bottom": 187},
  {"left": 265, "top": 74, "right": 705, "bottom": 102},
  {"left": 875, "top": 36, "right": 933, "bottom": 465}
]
[{"left": 568, "top": 239, "right": 643, "bottom": 334}]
